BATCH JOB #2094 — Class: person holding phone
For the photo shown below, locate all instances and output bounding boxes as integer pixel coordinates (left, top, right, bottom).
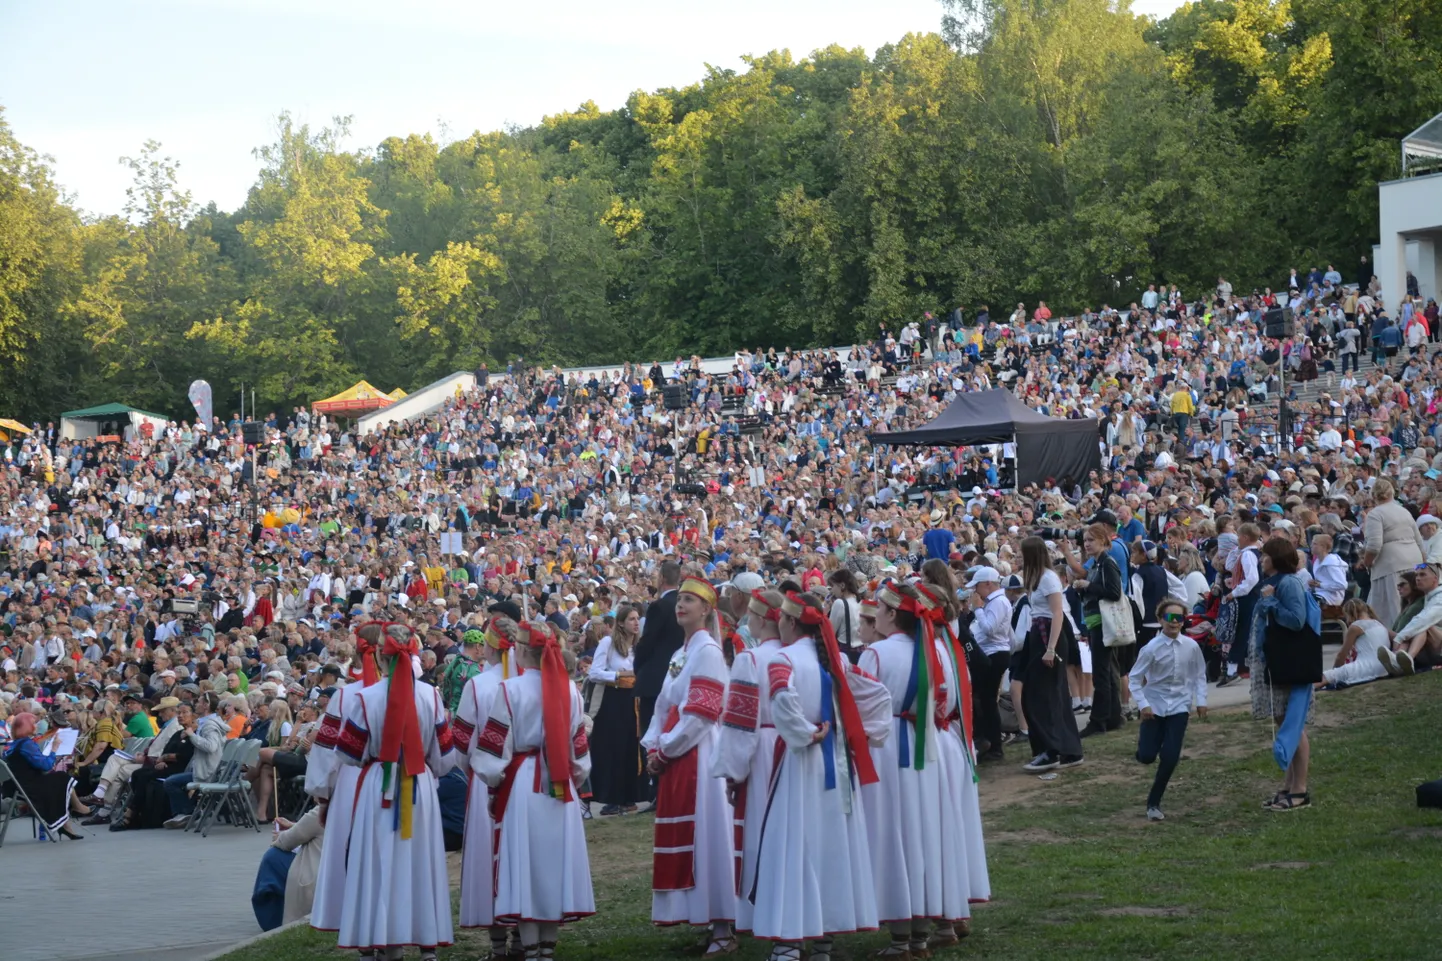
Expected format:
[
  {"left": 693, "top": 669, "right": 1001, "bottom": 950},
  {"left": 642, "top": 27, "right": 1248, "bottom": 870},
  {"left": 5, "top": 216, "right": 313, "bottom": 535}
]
[{"left": 1128, "top": 599, "right": 1208, "bottom": 822}]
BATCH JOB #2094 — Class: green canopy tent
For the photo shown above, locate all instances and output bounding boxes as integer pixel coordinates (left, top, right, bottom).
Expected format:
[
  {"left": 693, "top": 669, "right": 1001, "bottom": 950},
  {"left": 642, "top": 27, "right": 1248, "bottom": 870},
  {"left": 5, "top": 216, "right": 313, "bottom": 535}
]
[{"left": 60, "top": 403, "right": 170, "bottom": 442}]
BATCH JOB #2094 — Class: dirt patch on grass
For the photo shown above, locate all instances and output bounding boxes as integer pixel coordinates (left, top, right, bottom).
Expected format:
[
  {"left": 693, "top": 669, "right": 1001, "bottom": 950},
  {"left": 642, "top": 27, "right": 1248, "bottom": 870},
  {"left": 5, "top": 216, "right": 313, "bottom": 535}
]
[
  {"left": 1396, "top": 826, "right": 1442, "bottom": 840},
  {"left": 1252, "top": 861, "right": 1318, "bottom": 870},
  {"left": 1098, "top": 905, "right": 1191, "bottom": 918}
]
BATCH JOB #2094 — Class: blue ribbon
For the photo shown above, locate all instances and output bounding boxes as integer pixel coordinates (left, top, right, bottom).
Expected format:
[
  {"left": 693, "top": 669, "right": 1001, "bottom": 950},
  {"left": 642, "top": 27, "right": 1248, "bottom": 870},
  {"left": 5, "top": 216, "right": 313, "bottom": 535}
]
[
  {"left": 898, "top": 631, "right": 921, "bottom": 769},
  {"left": 820, "top": 668, "right": 837, "bottom": 791}
]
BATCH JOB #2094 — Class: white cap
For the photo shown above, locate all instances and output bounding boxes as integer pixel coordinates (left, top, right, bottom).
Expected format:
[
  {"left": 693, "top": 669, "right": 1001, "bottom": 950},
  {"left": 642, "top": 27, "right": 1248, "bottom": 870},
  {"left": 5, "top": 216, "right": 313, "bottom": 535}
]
[
  {"left": 1418, "top": 514, "right": 1441, "bottom": 529},
  {"left": 966, "top": 566, "right": 1001, "bottom": 588}
]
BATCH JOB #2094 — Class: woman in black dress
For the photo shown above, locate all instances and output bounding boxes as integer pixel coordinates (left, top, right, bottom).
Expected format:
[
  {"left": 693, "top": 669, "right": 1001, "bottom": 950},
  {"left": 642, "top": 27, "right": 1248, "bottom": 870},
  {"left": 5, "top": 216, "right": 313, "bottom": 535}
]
[
  {"left": 586, "top": 603, "right": 645, "bottom": 814},
  {"left": 1018, "top": 537, "right": 1085, "bottom": 772}
]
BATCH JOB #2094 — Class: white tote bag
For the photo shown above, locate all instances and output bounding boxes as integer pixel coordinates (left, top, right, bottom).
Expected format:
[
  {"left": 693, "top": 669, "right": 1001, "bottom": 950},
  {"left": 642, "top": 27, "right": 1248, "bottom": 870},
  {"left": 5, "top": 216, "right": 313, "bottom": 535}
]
[{"left": 1099, "top": 557, "right": 1137, "bottom": 648}]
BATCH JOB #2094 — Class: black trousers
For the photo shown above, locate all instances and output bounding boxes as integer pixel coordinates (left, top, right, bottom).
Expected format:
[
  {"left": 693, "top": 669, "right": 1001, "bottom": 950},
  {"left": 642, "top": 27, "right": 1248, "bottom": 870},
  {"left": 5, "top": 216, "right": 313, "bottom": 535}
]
[
  {"left": 1088, "top": 627, "right": 1123, "bottom": 730},
  {"left": 973, "top": 650, "right": 1011, "bottom": 752},
  {"left": 637, "top": 694, "right": 659, "bottom": 802},
  {"left": 1137, "top": 712, "right": 1189, "bottom": 808}
]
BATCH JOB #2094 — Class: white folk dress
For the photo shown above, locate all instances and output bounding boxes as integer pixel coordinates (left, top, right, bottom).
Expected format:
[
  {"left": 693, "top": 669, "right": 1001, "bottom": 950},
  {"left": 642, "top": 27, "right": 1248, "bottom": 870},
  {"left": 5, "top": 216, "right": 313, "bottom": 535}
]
[
  {"left": 749, "top": 636, "right": 892, "bottom": 941},
  {"left": 307, "top": 683, "right": 364, "bottom": 933},
  {"left": 933, "top": 634, "right": 991, "bottom": 908},
  {"left": 473, "top": 672, "right": 596, "bottom": 924},
  {"left": 454, "top": 661, "right": 507, "bottom": 928},
  {"left": 333, "top": 678, "right": 457, "bottom": 952},
  {"left": 641, "top": 629, "right": 735, "bottom": 927},
  {"left": 711, "top": 636, "right": 784, "bottom": 933},
  {"left": 858, "top": 631, "right": 963, "bottom": 924}
]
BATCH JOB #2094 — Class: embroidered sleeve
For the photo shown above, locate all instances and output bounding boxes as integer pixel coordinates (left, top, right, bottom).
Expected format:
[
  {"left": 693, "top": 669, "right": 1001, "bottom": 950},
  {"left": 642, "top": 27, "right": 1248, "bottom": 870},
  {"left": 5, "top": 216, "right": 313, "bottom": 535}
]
[
  {"left": 682, "top": 674, "right": 724, "bottom": 723},
  {"left": 572, "top": 728, "right": 590, "bottom": 759},
  {"left": 721, "top": 678, "right": 760, "bottom": 732},
  {"left": 453, "top": 716, "right": 476, "bottom": 754},
  {"left": 336, "top": 719, "right": 368, "bottom": 762},
  {"left": 435, "top": 718, "right": 455, "bottom": 755},
  {"left": 767, "top": 659, "right": 793, "bottom": 700},
  {"left": 313, "top": 711, "right": 341, "bottom": 750},
  {"left": 477, "top": 717, "right": 509, "bottom": 757}
]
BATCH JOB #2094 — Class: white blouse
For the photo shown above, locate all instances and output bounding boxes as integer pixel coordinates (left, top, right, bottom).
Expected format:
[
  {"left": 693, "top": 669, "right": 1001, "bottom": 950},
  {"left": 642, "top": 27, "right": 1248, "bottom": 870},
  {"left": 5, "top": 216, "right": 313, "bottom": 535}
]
[{"left": 587, "top": 635, "right": 634, "bottom": 684}]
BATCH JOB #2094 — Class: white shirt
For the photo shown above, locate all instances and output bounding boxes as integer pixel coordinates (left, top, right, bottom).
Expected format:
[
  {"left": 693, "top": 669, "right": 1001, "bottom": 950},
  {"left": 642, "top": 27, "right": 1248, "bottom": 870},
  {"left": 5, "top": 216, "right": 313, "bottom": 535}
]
[
  {"left": 1311, "top": 553, "right": 1347, "bottom": 606},
  {"left": 971, "top": 590, "right": 1015, "bottom": 656},
  {"left": 1128, "top": 631, "right": 1208, "bottom": 716},
  {"left": 1396, "top": 585, "right": 1442, "bottom": 643},
  {"left": 588, "top": 635, "right": 635, "bottom": 684}
]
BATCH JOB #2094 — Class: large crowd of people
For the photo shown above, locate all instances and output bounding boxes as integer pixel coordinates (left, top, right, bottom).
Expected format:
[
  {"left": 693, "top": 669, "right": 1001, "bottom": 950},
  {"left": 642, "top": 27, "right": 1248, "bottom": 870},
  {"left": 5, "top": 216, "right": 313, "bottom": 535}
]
[{"left": 3, "top": 260, "right": 1442, "bottom": 959}]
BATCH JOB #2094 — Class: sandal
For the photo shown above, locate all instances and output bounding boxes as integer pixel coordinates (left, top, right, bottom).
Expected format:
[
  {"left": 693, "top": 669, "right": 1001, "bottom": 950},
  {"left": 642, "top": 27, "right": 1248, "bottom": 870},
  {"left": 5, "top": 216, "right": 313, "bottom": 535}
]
[
  {"left": 929, "top": 924, "right": 960, "bottom": 950},
  {"left": 769, "top": 945, "right": 803, "bottom": 961},
  {"left": 1265, "top": 791, "right": 1311, "bottom": 812},
  {"left": 538, "top": 942, "right": 556, "bottom": 960},
  {"left": 705, "top": 934, "right": 740, "bottom": 956},
  {"left": 875, "top": 944, "right": 912, "bottom": 960},
  {"left": 1261, "top": 790, "right": 1287, "bottom": 809},
  {"left": 809, "top": 937, "right": 833, "bottom": 961}
]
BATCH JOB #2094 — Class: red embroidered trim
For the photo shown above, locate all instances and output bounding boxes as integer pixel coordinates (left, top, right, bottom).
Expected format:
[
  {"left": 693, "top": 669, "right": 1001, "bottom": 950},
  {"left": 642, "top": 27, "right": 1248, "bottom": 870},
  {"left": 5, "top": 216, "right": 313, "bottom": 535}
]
[
  {"left": 336, "top": 719, "right": 368, "bottom": 762},
  {"left": 683, "top": 675, "right": 724, "bottom": 723},
  {"left": 477, "top": 718, "right": 509, "bottom": 757},
  {"left": 314, "top": 713, "right": 341, "bottom": 750},
  {"left": 572, "top": 729, "right": 590, "bottom": 759},
  {"left": 435, "top": 719, "right": 454, "bottom": 755},
  {"left": 452, "top": 717, "right": 476, "bottom": 754},
  {"left": 767, "top": 660, "right": 793, "bottom": 700},
  {"left": 721, "top": 679, "right": 759, "bottom": 732}
]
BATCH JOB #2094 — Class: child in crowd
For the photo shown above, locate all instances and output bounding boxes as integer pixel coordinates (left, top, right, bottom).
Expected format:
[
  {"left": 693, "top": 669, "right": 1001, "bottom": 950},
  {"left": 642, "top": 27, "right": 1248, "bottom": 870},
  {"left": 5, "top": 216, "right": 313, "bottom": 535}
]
[{"left": 1128, "top": 598, "right": 1208, "bottom": 821}]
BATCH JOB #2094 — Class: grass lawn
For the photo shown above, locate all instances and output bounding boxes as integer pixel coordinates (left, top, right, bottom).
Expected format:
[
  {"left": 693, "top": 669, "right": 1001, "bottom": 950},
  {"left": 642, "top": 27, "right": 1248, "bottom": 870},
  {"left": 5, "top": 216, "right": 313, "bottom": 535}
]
[{"left": 222, "top": 672, "right": 1442, "bottom": 961}]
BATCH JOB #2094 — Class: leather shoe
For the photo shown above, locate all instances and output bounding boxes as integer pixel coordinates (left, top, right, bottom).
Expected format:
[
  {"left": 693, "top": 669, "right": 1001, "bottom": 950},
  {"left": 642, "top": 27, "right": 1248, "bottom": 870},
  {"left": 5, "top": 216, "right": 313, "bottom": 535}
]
[{"left": 1078, "top": 725, "right": 1107, "bottom": 739}]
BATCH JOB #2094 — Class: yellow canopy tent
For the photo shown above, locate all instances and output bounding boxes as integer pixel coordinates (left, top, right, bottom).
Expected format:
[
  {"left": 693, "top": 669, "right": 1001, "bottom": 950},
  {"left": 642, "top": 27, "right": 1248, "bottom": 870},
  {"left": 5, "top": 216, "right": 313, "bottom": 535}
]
[
  {"left": 311, "top": 381, "right": 399, "bottom": 416},
  {"left": 387, "top": 387, "right": 407, "bottom": 401},
  {"left": 0, "top": 419, "right": 31, "bottom": 442}
]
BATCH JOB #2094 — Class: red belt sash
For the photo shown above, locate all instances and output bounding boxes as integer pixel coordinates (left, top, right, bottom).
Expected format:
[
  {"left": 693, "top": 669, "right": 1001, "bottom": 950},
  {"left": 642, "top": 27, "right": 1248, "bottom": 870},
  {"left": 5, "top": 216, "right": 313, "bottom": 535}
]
[
  {"left": 489, "top": 749, "right": 539, "bottom": 824},
  {"left": 653, "top": 707, "right": 698, "bottom": 891}
]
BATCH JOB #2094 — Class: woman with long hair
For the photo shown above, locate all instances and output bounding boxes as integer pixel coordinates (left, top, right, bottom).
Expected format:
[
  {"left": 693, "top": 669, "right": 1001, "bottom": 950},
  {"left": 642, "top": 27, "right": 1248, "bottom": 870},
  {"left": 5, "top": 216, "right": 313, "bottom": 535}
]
[
  {"left": 1321, "top": 599, "right": 1389, "bottom": 687},
  {"left": 247, "top": 699, "right": 297, "bottom": 822},
  {"left": 1019, "top": 536, "right": 1084, "bottom": 772},
  {"left": 744, "top": 590, "right": 889, "bottom": 961},
  {"left": 827, "top": 569, "right": 864, "bottom": 662},
  {"left": 587, "top": 603, "right": 645, "bottom": 815}
]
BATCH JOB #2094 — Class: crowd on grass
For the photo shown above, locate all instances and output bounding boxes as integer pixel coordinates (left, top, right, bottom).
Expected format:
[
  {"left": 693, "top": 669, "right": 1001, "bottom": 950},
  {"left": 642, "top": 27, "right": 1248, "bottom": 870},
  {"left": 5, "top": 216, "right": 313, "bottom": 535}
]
[{"left": 1, "top": 256, "right": 1440, "bottom": 911}]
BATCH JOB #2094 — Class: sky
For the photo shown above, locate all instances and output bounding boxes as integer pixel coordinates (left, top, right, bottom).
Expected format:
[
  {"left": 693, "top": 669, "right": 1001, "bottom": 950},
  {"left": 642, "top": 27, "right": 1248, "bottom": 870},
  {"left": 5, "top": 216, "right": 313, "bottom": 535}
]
[{"left": 2, "top": 0, "right": 1185, "bottom": 217}]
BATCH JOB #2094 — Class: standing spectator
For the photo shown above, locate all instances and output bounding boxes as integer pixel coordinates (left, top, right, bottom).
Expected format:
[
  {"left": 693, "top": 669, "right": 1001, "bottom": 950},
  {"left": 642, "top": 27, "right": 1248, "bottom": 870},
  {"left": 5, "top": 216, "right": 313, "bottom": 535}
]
[
  {"left": 1018, "top": 536, "right": 1084, "bottom": 772},
  {"left": 631, "top": 560, "right": 683, "bottom": 803},
  {"left": 1361, "top": 479, "right": 1424, "bottom": 628},
  {"left": 1129, "top": 598, "right": 1208, "bottom": 821},
  {"left": 966, "top": 566, "right": 1013, "bottom": 762}
]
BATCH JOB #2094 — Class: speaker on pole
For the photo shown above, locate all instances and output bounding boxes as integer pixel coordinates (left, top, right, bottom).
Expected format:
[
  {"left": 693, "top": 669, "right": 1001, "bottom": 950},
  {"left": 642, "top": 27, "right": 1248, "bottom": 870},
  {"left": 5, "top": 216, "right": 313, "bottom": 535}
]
[
  {"left": 1263, "top": 307, "right": 1293, "bottom": 339},
  {"left": 662, "top": 383, "right": 687, "bottom": 410},
  {"left": 241, "top": 421, "right": 265, "bottom": 445}
]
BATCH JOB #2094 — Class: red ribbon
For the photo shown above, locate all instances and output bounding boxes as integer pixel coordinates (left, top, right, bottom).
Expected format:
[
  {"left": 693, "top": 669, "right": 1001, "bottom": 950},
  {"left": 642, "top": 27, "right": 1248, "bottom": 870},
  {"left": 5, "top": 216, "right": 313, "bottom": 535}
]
[
  {"left": 794, "top": 595, "right": 879, "bottom": 786},
  {"left": 913, "top": 600, "right": 951, "bottom": 731},
  {"left": 378, "top": 628, "right": 426, "bottom": 778},
  {"left": 522, "top": 623, "right": 574, "bottom": 802}
]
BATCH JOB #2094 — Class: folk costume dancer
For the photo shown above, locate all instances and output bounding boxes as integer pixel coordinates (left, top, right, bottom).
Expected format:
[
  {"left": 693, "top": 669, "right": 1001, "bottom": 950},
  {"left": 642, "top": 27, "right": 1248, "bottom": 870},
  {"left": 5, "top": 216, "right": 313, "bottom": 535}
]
[
  {"left": 642, "top": 575, "right": 738, "bottom": 955},
  {"left": 860, "top": 580, "right": 957, "bottom": 960},
  {"left": 711, "top": 588, "right": 785, "bottom": 934},
  {"left": 747, "top": 591, "right": 891, "bottom": 961},
  {"left": 913, "top": 583, "right": 992, "bottom": 947},
  {"left": 473, "top": 620, "right": 595, "bottom": 960},
  {"left": 455, "top": 616, "right": 524, "bottom": 952},
  {"left": 308, "top": 626, "right": 385, "bottom": 945},
  {"left": 333, "top": 622, "right": 458, "bottom": 961}
]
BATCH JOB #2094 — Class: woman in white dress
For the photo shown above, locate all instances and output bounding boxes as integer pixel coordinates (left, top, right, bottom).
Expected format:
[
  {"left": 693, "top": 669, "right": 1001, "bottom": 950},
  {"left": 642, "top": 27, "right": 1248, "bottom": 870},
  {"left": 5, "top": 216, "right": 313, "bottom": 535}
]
[
  {"left": 455, "top": 615, "right": 523, "bottom": 951},
  {"left": 307, "top": 628, "right": 384, "bottom": 946},
  {"left": 746, "top": 591, "right": 890, "bottom": 961},
  {"left": 711, "top": 588, "right": 785, "bottom": 935},
  {"left": 473, "top": 620, "right": 595, "bottom": 960},
  {"left": 1322, "top": 599, "right": 1390, "bottom": 687},
  {"left": 641, "top": 575, "right": 737, "bottom": 954},
  {"left": 859, "top": 580, "right": 960, "bottom": 960},
  {"left": 332, "top": 622, "right": 457, "bottom": 961}
]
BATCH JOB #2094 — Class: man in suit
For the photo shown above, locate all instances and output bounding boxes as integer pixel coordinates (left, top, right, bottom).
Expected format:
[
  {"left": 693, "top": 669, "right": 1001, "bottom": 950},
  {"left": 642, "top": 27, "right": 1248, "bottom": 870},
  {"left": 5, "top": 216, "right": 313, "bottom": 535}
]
[{"left": 632, "top": 560, "right": 683, "bottom": 802}]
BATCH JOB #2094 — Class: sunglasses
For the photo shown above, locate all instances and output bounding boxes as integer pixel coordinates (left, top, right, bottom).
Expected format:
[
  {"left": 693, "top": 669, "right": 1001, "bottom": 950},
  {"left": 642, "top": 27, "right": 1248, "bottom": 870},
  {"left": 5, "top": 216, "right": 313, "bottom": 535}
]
[{"left": 1160, "top": 612, "right": 1186, "bottom": 624}]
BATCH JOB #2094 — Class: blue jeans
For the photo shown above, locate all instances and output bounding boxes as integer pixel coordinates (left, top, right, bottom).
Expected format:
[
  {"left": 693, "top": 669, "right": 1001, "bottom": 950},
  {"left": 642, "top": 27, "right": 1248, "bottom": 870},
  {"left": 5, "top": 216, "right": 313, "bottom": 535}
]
[
  {"left": 1136, "top": 712, "right": 1189, "bottom": 808},
  {"left": 163, "top": 771, "right": 196, "bottom": 816}
]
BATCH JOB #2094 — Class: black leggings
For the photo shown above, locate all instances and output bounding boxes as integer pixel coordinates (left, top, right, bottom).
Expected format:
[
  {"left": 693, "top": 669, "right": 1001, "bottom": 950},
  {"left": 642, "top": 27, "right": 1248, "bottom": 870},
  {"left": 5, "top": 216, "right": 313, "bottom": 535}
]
[
  {"left": 972, "top": 650, "right": 1011, "bottom": 751},
  {"left": 1137, "top": 712, "right": 1189, "bottom": 808}
]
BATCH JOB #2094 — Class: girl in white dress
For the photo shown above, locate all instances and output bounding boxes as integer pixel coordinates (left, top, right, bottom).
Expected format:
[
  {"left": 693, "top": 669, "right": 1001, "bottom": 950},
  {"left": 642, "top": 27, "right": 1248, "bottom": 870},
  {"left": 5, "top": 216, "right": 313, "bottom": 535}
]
[
  {"left": 454, "top": 615, "right": 523, "bottom": 950},
  {"left": 1322, "top": 600, "right": 1391, "bottom": 686},
  {"left": 641, "top": 575, "right": 737, "bottom": 954},
  {"left": 473, "top": 620, "right": 595, "bottom": 960},
  {"left": 711, "top": 588, "right": 785, "bottom": 935},
  {"left": 746, "top": 591, "right": 891, "bottom": 961},
  {"left": 332, "top": 622, "right": 457, "bottom": 961}
]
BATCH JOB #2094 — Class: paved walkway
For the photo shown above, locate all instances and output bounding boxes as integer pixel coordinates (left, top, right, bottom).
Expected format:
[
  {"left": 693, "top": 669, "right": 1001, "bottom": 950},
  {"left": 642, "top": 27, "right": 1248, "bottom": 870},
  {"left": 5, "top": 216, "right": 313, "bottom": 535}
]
[{"left": 0, "top": 819, "right": 269, "bottom": 961}]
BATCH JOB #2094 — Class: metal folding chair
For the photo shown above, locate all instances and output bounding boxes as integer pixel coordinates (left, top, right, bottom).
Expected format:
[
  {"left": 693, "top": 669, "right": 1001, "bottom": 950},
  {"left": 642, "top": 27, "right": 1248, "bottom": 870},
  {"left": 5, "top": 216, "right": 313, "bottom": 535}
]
[
  {"left": 190, "top": 740, "right": 263, "bottom": 837},
  {"left": 0, "top": 757, "right": 59, "bottom": 845},
  {"left": 185, "top": 739, "right": 241, "bottom": 834}
]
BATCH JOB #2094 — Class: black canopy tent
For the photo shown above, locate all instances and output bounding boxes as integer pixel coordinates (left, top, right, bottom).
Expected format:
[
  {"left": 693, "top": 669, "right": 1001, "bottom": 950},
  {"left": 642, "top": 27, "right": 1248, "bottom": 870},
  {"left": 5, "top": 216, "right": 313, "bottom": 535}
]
[{"left": 868, "top": 389, "right": 1101, "bottom": 490}]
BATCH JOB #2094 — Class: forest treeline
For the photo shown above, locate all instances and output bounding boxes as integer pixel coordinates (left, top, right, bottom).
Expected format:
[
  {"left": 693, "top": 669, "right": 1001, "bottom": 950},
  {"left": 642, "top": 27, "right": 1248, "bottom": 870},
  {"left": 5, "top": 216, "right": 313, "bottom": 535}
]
[{"left": 1, "top": 0, "right": 1439, "bottom": 421}]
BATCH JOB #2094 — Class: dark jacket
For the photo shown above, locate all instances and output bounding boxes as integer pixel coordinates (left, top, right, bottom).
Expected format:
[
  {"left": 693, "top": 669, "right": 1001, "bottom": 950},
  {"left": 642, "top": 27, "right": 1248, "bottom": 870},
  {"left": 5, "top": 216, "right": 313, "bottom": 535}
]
[
  {"left": 1079, "top": 552, "right": 1123, "bottom": 621},
  {"left": 633, "top": 589, "right": 683, "bottom": 699},
  {"left": 1133, "top": 562, "right": 1169, "bottom": 626}
]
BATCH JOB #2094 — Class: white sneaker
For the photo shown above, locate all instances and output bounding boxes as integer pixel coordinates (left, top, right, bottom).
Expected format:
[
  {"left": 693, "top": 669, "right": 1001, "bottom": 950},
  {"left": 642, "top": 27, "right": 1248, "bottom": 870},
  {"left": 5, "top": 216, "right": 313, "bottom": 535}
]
[
  {"left": 1397, "top": 650, "right": 1416, "bottom": 675},
  {"left": 1147, "top": 806, "right": 1166, "bottom": 821},
  {"left": 1378, "top": 648, "right": 1400, "bottom": 676},
  {"left": 163, "top": 814, "right": 190, "bottom": 830}
]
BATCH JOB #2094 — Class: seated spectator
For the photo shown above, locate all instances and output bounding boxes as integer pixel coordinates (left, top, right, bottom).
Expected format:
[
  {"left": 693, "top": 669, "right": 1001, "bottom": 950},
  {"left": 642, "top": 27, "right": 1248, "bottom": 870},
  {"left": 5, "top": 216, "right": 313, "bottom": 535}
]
[
  {"left": 1380, "top": 563, "right": 1442, "bottom": 675},
  {"left": 2, "top": 712, "right": 89, "bottom": 839},
  {"left": 1320, "top": 600, "right": 1390, "bottom": 688},
  {"left": 252, "top": 806, "right": 325, "bottom": 931}
]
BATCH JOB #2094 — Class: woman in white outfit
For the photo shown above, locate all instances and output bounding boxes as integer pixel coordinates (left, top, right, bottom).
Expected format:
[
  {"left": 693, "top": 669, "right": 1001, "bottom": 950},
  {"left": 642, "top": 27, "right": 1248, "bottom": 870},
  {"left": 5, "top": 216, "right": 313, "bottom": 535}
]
[
  {"left": 473, "top": 620, "right": 595, "bottom": 960},
  {"left": 454, "top": 616, "right": 522, "bottom": 952},
  {"left": 1321, "top": 599, "right": 1390, "bottom": 687}
]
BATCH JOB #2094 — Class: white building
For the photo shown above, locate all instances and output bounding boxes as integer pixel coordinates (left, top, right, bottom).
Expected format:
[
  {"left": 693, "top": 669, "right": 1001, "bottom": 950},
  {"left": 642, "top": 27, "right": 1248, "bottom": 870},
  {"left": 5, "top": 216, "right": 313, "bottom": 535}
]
[{"left": 1377, "top": 112, "right": 1442, "bottom": 307}]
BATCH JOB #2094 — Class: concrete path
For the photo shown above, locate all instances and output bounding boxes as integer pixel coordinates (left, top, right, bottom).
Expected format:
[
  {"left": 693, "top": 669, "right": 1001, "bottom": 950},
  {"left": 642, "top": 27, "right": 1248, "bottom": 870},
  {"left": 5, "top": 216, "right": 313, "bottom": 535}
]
[{"left": 0, "top": 817, "right": 269, "bottom": 961}]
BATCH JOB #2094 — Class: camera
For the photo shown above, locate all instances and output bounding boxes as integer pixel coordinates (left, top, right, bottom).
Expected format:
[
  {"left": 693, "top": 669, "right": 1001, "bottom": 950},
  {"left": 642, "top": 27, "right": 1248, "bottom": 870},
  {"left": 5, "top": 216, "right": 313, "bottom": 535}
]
[{"left": 1038, "top": 526, "right": 1084, "bottom": 544}]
